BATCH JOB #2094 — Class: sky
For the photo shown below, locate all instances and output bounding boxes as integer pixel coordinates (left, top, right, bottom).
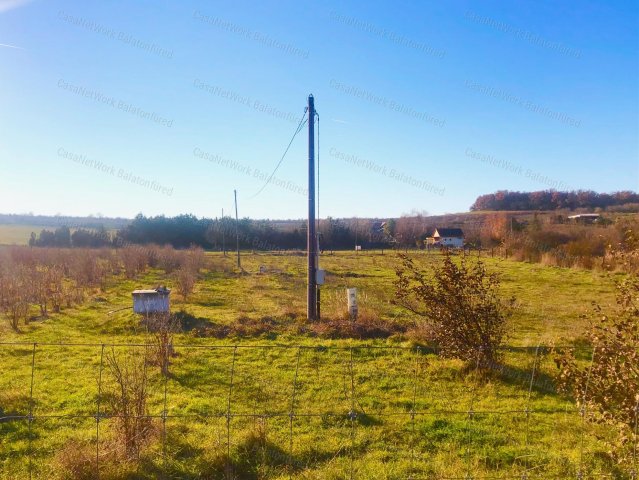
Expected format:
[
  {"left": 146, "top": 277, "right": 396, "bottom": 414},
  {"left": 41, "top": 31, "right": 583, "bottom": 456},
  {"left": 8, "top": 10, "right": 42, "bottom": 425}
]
[{"left": 0, "top": 0, "right": 637, "bottom": 220}]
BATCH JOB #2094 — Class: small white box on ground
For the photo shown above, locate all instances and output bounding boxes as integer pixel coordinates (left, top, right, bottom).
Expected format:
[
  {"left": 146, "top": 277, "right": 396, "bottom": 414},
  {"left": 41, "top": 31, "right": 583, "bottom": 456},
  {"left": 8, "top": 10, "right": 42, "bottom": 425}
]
[
  {"left": 346, "top": 287, "right": 358, "bottom": 319},
  {"left": 132, "top": 287, "right": 171, "bottom": 314}
]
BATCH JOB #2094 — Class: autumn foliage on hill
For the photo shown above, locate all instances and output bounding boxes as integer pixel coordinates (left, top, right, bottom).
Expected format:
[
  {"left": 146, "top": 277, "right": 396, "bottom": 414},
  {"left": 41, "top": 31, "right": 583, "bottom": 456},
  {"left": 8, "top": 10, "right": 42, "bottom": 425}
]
[{"left": 471, "top": 190, "right": 639, "bottom": 211}]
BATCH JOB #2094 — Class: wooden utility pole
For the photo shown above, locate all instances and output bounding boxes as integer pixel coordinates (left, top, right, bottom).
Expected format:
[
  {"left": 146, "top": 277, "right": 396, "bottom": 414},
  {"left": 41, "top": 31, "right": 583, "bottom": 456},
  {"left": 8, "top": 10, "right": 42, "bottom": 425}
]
[
  {"left": 307, "top": 94, "right": 317, "bottom": 321},
  {"left": 234, "top": 190, "right": 240, "bottom": 269}
]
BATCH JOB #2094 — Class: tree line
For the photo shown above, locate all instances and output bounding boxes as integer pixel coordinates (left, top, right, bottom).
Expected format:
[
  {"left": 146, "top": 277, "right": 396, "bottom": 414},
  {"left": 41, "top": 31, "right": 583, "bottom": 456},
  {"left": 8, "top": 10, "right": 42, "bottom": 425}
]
[
  {"left": 470, "top": 190, "right": 639, "bottom": 211},
  {"left": 29, "top": 214, "right": 396, "bottom": 251}
]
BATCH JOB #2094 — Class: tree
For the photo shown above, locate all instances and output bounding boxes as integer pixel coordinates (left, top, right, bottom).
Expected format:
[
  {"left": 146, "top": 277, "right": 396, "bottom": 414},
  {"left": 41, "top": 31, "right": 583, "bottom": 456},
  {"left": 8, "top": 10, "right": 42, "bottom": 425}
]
[
  {"left": 470, "top": 190, "right": 639, "bottom": 211},
  {"left": 394, "top": 251, "right": 512, "bottom": 367},
  {"left": 480, "top": 213, "right": 510, "bottom": 248}
]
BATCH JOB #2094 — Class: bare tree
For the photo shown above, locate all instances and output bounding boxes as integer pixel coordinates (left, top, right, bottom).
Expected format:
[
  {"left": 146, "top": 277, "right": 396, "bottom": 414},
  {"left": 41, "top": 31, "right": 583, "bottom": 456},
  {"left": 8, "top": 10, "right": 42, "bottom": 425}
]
[
  {"left": 104, "top": 347, "right": 153, "bottom": 459},
  {"left": 175, "top": 267, "right": 196, "bottom": 301},
  {"left": 147, "top": 314, "right": 179, "bottom": 376},
  {"left": 1, "top": 265, "right": 30, "bottom": 330}
]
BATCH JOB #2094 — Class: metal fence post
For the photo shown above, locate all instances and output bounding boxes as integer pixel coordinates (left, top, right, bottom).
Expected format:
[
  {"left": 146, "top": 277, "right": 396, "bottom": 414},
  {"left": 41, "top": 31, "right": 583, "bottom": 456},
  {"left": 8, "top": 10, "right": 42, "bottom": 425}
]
[{"left": 95, "top": 343, "right": 105, "bottom": 479}]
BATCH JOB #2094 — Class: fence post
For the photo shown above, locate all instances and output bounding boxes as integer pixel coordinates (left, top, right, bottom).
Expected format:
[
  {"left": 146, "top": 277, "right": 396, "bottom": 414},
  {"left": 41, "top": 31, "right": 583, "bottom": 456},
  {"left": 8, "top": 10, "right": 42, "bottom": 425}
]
[
  {"left": 95, "top": 344, "right": 105, "bottom": 479},
  {"left": 523, "top": 345, "right": 541, "bottom": 476},
  {"left": 27, "top": 343, "right": 37, "bottom": 480},
  {"left": 577, "top": 348, "right": 596, "bottom": 479},
  {"left": 226, "top": 346, "right": 238, "bottom": 478},
  {"left": 348, "top": 346, "right": 357, "bottom": 480},
  {"left": 162, "top": 348, "right": 169, "bottom": 470},
  {"left": 409, "top": 346, "right": 420, "bottom": 479},
  {"left": 288, "top": 347, "right": 302, "bottom": 477},
  {"left": 464, "top": 349, "right": 482, "bottom": 480}
]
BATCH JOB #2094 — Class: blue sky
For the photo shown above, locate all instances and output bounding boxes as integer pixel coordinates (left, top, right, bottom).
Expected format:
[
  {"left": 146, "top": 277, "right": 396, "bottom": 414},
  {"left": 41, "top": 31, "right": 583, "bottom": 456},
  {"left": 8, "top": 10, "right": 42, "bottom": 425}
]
[{"left": 1, "top": 0, "right": 637, "bottom": 219}]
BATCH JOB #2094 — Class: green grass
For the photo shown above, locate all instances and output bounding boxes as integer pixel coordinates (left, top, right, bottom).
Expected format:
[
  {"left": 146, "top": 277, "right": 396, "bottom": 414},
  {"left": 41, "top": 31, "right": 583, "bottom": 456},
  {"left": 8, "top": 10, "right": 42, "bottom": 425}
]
[{"left": 0, "top": 251, "right": 630, "bottom": 479}]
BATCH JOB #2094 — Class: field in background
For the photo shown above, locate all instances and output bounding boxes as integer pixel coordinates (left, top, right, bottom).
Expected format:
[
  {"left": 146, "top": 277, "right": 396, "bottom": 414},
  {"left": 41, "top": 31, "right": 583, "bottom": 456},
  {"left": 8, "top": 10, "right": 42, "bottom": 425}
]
[
  {"left": 0, "top": 225, "right": 118, "bottom": 246},
  {"left": 0, "top": 225, "right": 48, "bottom": 245},
  {"left": 0, "top": 251, "right": 630, "bottom": 478}
]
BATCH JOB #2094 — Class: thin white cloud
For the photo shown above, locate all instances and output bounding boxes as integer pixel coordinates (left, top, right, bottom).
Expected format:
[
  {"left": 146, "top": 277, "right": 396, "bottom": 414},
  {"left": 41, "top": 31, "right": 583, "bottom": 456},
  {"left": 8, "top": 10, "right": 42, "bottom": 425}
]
[
  {"left": 331, "top": 118, "right": 349, "bottom": 124},
  {"left": 0, "top": 42, "right": 25, "bottom": 49},
  {"left": 0, "top": 0, "right": 32, "bottom": 13}
]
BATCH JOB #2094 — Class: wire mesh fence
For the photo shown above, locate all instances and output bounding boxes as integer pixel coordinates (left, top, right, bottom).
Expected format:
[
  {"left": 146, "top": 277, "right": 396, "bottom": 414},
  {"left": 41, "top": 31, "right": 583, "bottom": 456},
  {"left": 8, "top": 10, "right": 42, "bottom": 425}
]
[{"left": 0, "top": 341, "right": 636, "bottom": 479}]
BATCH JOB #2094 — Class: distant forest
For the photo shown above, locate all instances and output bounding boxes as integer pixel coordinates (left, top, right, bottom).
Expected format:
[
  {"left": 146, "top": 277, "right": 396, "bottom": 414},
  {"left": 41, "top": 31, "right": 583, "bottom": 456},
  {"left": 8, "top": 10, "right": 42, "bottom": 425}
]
[
  {"left": 471, "top": 190, "right": 639, "bottom": 211},
  {"left": 28, "top": 214, "right": 389, "bottom": 251},
  {"left": 0, "top": 213, "right": 130, "bottom": 229},
  {"left": 20, "top": 189, "right": 639, "bottom": 254}
]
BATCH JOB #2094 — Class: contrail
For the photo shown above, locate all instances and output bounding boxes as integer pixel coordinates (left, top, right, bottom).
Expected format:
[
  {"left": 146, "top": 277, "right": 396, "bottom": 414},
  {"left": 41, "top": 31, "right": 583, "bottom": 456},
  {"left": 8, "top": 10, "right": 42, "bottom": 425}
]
[{"left": 0, "top": 43, "right": 24, "bottom": 50}]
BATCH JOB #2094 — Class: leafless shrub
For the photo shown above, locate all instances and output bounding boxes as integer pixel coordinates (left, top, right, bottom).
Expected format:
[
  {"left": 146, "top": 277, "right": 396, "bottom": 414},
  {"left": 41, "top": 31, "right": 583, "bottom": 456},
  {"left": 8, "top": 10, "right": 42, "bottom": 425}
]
[
  {"left": 48, "top": 266, "right": 67, "bottom": 313},
  {"left": 0, "top": 264, "right": 30, "bottom": 330},
  {"left": 157, "top": 245, "right": 182, "bottom": 273},
  {"left": 175, "top": 267, "right": 196, "bottom": 301},
  {"left": 55, "top": 440, "right": 97, "bottom": 480},
  {"left": 68, "top": 249, "right": 108, "bottom": 288},
  {"left": 104, "top": 347, "right": 154, "bottom": 459},
  {"left": 305, "top": 312, "right": 406, "bottom": 339},
  {"left": 28, "top": 266, "right": 54, "bottom": 317},
  {"left": 183, "top": 245, "right": 206, "bottom": 271},
  {"left": 119, "top": 246, "right": 147, "bottom": 279},
  {"left": 146, "top": 314, "right": 180, "bottom": 376}
]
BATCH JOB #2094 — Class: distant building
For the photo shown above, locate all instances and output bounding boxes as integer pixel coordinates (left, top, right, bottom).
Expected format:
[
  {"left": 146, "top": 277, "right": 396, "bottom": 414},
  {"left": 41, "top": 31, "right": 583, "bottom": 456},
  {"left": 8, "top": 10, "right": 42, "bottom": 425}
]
[
  {"left": 132, "top": 286, "right": 171, "bottom": 314},
  {"left": 426, "top": 228, "right": 464, "bottom": 248},
  {"left": 370, "top": 221, "right": 385, "bottom": 234},
  {"left": 567, "top": 214, "right": 600, "bottom": 224}
]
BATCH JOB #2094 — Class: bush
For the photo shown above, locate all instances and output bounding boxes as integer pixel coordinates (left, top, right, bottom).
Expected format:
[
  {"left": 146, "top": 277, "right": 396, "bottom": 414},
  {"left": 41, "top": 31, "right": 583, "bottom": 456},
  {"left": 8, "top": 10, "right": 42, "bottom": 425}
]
[
  {"left": 175, "top": 267, "right": 196, "bottom": 301},
  {"left": 555, "top": 231, "right": 639, "bottom": 463},
  {"left": 393, "top": 251, "right": 513, "bottom": 367},
  {"left": 104, "top": 347, "right": 154, "bottom": 459},
  {"left": 306, "top": 312, "right": 406, "bottom": 339},
  {"left": 55, "top": 440, "right": 97, "bottom": 480}
]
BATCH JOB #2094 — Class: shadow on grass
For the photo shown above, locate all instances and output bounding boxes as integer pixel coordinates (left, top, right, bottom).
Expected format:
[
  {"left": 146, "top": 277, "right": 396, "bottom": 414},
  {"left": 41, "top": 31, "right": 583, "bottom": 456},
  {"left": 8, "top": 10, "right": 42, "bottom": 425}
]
[
  {"left": 172, "top": 310, "right": 215, "bottom": 331},
  {"left": 491, "top": 363, "right": 559, "bottom": 395},
  {"left": 137, "top": 423, "right": 358, "bottom": 480}
]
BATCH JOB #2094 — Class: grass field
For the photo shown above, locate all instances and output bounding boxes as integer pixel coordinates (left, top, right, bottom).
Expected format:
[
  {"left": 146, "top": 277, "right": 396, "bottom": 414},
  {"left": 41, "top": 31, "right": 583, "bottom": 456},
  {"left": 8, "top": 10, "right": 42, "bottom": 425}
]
[
  {"left": 0, "top": 225, "right": 117, "bottom": 246},
  {"left": 0, "top": 225, "right": 48, "bottom": 245},
  {"left": 0, "top": 251, "right": 631, "bottom": 479}
]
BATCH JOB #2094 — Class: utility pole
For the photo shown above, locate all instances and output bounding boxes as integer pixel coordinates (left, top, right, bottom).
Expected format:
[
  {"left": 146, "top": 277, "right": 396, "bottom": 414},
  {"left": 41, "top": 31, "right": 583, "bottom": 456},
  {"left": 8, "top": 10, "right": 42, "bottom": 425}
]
[
  {"left": 234, "top": 190, "right": 240, "bottom": 269},
  {"left": 307, "top": 94, "right": 317, "bottom": 321},
  {"left": 221, "top": 208, "right": 226, "bottom": 256}
]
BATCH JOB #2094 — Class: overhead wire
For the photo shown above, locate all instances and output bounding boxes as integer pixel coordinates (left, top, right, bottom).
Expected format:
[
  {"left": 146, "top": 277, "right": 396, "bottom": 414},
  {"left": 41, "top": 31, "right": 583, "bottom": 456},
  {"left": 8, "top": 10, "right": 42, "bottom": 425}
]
[{"left": 250, "top": 108, "right": 308, "bottom": 199}]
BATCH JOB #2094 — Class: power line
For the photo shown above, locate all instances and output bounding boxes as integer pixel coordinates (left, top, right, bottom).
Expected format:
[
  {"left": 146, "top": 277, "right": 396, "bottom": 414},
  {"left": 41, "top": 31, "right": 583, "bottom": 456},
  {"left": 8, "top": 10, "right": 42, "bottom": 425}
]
[{"left": 250, "top": 108, "right": 308, "bottom": 199}]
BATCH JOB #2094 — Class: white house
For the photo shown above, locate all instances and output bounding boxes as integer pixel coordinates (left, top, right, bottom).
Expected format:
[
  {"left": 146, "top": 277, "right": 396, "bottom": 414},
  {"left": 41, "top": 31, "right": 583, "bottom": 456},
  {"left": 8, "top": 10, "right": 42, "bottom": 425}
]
[
  {"left": 428, "top": 228, "right": 464, "bottom": 248},
  {"left": 132, "top": 286, "right": 171, "bottom": 314}
]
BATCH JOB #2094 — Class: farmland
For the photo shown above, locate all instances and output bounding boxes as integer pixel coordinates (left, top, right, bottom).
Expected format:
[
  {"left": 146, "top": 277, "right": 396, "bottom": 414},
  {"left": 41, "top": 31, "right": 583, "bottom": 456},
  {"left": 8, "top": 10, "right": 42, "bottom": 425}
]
[
  {"left": 0, "top": 248, "right": 631, "bottom": 479},
  {"left": 0, "top": 225, "right": 48, "bottom": 246}
]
